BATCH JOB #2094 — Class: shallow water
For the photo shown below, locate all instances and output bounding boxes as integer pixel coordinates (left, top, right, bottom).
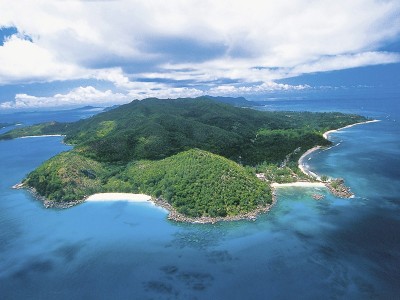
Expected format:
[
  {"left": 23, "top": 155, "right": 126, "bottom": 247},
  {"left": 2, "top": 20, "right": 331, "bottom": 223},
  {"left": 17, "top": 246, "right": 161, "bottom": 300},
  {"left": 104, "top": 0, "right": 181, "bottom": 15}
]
[{"left": 1, "top": 95, "right": 399, "bottom": 299}]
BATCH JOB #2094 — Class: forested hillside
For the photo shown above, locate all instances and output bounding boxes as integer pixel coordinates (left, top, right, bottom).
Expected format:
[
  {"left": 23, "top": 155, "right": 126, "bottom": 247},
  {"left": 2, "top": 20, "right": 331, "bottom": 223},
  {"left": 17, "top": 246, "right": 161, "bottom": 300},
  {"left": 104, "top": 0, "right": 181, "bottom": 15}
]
[
  {"left": 26, "top": 149, "right": 270, "bottom": 218},
  {"left": 1, "top": 97, "right": 366, "bottom": 165}
]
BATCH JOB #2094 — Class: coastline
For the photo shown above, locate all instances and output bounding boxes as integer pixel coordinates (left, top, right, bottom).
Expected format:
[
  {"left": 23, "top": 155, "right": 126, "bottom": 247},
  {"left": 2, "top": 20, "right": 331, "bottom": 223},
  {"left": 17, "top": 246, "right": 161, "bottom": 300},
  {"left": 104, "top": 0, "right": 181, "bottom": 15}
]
[
  {"left": 298, "top": 119, "right": 380, "bottom": 179},
  {"left": 14, "top": 184, "right": 85, "bottom": 209},
  {"left": 153, "top": 196, "right": 277, "bottom": 224},
  {"left": 85, "top": 194, "right": 277, "bottom": 223},
  {"left": 13, "top": 119, "right": 378, "bottom": 223},
  {"left": 322, "top": 120, "right": 380, "bottom": 139},
  {"left": 83, "top": 194, "right": 277, "bottom": 224},
  {"left": 19, "top": 134, "right": 65, "bottom": 139},
  {"left": 15, "top": 183, "right": 276, "bottom": 224},
  {"left": 271, "top": 182, "right": 325, "bottom": 188},
  {"left": 297, "top": 146, "right": 322, "bottom": 180},
  {"left": 285, "top": 119, "right": 380, "bottom": 199}
]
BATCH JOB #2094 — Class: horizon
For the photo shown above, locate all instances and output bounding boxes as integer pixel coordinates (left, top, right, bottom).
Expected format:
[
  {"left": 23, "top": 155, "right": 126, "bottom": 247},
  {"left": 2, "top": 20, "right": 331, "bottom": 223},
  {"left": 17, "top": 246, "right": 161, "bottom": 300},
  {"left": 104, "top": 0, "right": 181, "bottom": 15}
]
[{"left": 0, "top": 1, "right": 399, "bottom": 110}]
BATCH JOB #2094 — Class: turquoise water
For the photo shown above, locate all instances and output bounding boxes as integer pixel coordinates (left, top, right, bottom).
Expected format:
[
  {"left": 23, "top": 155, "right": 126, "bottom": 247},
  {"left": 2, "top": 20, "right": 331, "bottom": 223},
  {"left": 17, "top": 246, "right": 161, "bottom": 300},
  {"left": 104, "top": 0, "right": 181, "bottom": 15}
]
[{"left": 1, "top": 96, "right": 399, "bottom": 299}]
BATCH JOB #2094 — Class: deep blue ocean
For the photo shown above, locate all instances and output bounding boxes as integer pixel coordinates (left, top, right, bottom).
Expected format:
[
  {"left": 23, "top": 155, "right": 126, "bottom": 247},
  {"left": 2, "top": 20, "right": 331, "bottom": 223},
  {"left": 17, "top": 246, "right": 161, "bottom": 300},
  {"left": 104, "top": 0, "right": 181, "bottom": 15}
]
[{"left": 0, "top": 93, "right": 399, "bottom": 299}]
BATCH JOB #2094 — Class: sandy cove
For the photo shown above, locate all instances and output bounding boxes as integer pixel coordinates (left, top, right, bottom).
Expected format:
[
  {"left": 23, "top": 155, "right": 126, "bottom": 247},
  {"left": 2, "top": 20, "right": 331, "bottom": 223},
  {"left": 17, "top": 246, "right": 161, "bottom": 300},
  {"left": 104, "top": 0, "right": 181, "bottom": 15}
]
[
  {"left": 298, "top": 119, "right": 380, "bottom": 179},
  {"left": 85, "top": 193, "right": 152, "bottom": 202},
  {"left": 298, "top": 146, "right": 322, "bottom": 179},
  {"left": 322, "top": 120, "right": 380, "bottom": 139},
  {"left": 271, "top": 182, "right": 325, "bottom": 188},
  {"left": 84, "top": 193, "right": 275, "bottom": 223},
  {"left": 19, "top": 134, "right": 65, "bottom": 139}
]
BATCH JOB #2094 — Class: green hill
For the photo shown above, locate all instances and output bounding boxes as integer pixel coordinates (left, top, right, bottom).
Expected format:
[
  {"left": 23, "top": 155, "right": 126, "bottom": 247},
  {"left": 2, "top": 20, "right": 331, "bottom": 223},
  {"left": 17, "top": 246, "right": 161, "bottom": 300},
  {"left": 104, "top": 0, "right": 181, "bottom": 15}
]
[
  {"left": 25, "top": 149, "right": 270, "bottom": 218},
  {"left": 122, "top": 149, "right": 271, "bottom": 217},
  {"left": 24, "top": 151, "right": 107, "bottom": 202}
]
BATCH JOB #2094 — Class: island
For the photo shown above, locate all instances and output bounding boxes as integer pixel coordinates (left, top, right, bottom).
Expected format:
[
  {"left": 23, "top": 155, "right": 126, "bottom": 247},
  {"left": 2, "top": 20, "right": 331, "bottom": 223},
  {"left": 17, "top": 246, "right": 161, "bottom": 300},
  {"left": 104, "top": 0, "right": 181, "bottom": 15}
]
[
  {"left": 0, "top": 96, "right": 369, "bottom": 223},
  {"left": 0, "top": 122, "right": 13, "bottom": 129}
]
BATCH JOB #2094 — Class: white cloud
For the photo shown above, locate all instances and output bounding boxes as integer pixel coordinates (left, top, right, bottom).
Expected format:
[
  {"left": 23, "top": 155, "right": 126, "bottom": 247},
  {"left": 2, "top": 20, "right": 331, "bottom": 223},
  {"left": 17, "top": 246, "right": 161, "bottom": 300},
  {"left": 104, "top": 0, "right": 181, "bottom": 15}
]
[
  {"left": 208, "top": 82, "right": 310, "bottom": 96},
  {"left": 127, "top": 86, "right": 204, "bottom": 100},
  {"left": 0, "top": 34, "right": 86, "bottom": 84},
  {"left": 0, "top": 86, "right": 128, "bottom": 109},
  {"left": 292, "top": 51, "right": 400, "bottom": 75},
  {"left": 0, "top": 80, "right": 310, "bottom": 109},
  {"left": 0, "top": 0, "right": 399, "bottom": 104}
]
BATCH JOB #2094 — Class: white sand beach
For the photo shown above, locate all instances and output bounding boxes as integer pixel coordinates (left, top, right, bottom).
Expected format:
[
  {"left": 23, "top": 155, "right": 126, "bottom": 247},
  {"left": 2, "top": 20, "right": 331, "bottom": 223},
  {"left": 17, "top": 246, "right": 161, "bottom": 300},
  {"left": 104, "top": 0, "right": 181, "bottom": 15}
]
[
  {"left": 298, "top": 146, "right": 322, "bottom": 179},
  {"left": 271, "top": 182, "right": 326, "bottom": 188},
  {"left": 86, "top": 193, "right": 152, "bottom": 202},
  {"left": 323, "top": 120, "right": 380, "bottom": 139},
  {"left": 20, "top": 134, "right": 65, "bottom": 138},
  {"left": 298, "top": 120, "right": 380, "bottom": 179}
]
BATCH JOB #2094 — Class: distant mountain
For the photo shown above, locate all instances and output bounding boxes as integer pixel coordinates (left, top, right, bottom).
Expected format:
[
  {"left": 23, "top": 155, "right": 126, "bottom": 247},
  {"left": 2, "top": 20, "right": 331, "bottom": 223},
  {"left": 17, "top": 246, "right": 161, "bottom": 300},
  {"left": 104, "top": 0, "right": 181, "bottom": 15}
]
[
  {"left": 76, "top": 104, "right": 136, "bottom": 113},
  {"left": 204, "top": 95, "right": 264, "bottom": 107},
  {"left": 102, "top": 104, "right": 120, "bottom": 112},
  {"left": 70, "top": 105, "right": 102, "bottom": 111}
]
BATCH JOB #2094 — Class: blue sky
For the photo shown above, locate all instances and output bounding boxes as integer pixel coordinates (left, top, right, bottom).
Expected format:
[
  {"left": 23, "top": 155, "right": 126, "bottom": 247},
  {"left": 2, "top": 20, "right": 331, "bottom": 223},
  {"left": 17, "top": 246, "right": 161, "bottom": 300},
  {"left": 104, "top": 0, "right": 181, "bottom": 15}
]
[{"left": 0, "top": 0, "right": 399, "bottom": 110}]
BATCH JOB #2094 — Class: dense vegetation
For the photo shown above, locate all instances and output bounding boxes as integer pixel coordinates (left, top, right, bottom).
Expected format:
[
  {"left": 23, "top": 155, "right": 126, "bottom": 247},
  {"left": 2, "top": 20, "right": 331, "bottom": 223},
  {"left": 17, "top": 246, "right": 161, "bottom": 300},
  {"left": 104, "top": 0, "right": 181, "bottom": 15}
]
[
  {"left": 0, "top": 122, "right": 61, "bottom": 137},
  {"left": 25, "top": 151, "right": 107, "bottom": 202},
  {"left": 123, "top": 149, "right": 271, "bottom": 217},
  {"left": 25, "top": 149, "right": 270, "bottom": 217},
  {"left": 2, "top": 97, "right": 367, "bottom": 218}
]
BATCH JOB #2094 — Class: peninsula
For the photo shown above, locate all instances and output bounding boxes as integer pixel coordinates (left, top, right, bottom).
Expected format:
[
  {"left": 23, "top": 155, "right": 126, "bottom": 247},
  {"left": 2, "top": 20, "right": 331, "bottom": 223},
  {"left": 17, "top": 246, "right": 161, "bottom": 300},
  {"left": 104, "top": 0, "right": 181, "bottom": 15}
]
[{"left": 1, "top": 97, "right": 368, "bottom": 222}]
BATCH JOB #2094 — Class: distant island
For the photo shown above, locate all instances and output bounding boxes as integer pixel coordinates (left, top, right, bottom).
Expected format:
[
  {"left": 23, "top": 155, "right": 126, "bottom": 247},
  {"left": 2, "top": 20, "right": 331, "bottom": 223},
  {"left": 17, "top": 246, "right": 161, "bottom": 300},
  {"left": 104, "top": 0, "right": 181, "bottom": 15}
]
[
  {"left": 0, "top": 122, "right": 13, "bottom": 129},
  {"left": 1, "top": 96, "right": 369, "bottom": 223}
]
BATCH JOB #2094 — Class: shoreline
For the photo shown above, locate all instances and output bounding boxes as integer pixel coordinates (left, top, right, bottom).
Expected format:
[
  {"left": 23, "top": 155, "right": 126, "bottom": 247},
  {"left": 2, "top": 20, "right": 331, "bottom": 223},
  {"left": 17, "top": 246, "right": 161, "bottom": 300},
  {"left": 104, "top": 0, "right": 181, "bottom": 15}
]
[
  {"left": 85, "top": 193, "right": 152, "bottom": 202},
  {"left": 322, "top": 119, "right": 380, "bottom": 139},
  {"left": 298, "top": 119, "right": 380, "bottom": 179},
  {"left": 19, "top": 134, "right": 65, "bottom": 139},
  {"left": 84, "top": 192, "right": 276, "bottom": 223},
  {"left": 15, "top": 183, "right": 276, "bottom": 224},
  {"left": 287, "top": 119, "right": 380, "bottom": 198},
  {"left": 271, "top": 182, "right": 325, "bottom": 188},
  {"left": 297, "top": 146, "right": 322, "bottom": 180},
  {"left": 153, "top": 197, "right": 277, "bottom": 224},
  {"left": 85, "top": 194, "right": 276, "bottom": 223}
]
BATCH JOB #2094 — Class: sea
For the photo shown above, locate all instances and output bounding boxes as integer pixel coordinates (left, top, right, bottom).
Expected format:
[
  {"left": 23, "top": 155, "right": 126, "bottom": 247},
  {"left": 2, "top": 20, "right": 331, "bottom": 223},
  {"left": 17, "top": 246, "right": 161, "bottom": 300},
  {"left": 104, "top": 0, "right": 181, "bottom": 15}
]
[{"left": 0, "top": 91, "right": 399, "bottom": 299}]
